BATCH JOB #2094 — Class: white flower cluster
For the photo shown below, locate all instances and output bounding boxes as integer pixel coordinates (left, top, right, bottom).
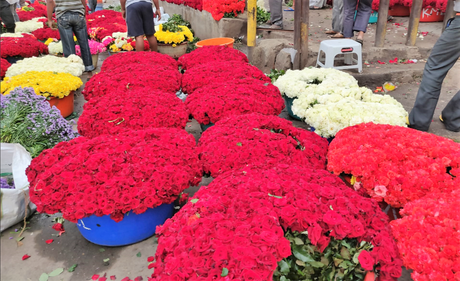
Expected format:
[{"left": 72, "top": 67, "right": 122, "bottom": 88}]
[
  {"left": 102, "top": 32, "right": 129, "bottom": 48},
  {"left": 1, "top": 32, "right": 26, "bottom": 38},
  {"left": 304, "top": 98, "right": 408, "bottom": 138},
  {"left": 15, "top": 17, "right": 46, "bottom": 33},
  {"left": 257, "top": 0, "right": 267, "bottom": 11},
  {"left": 48, "top": 41, "right": 63, "bottom": 55},
  {"left": 6, "top": 55, "right": 85, "bottom": 77}
]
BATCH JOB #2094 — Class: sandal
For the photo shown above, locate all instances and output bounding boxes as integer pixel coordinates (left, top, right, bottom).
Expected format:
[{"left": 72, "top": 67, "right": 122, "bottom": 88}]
[
  {"left": 331, "top": 33, "right": 345, "bottom": 38},
  {"left": 355, "top": 38, "right": 363, "bottom": 45},
  {"left": 310, "top": 6, "right": 321, "bottom": 10},
  {"left": 325, "top": 30, "right": 337, "bottom": 35}
]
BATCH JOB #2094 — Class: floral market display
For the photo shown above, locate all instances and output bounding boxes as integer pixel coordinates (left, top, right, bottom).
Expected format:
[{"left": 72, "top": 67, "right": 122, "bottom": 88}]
[
  {"left": 303, "top": 98, "right": 408, "bottom": 138},
  {"left": 0, "top": 36, "right": 48, "bottom": 59},
  {"left": 203, "top": 0, "right": 246, "bottom": 20},
  {"left": 198, "top": 113, "right": 329, "bottom": 177},
  {"left": 26, "top": 128, "right": 202, "bottom": 223},
  {"left": 185, "top": 79, "right": 285, "bottom": 125},
  {"left": 1, "top": 71, "right": 83, "bottom": 99},
  {"left": 100, "top": 51, "right": 179, "bottom": 72},
  {"left": 14, "top": 17, "right": 46, "bottom": 33},
  {"left": 82, "top": 64, "right": 181, "bottom": 101},
  {"left": 152, "top": 164, "right": 402, "bottom": 280},
  {"left": 372, "top": 0, "right": 449, "bottom": 12},
  {"left": 0, "top": 32, "right": 28, "bottom": 38},
  {"left": 178, "top": 45, "right": 248, "bottom": 70},
  {"left": 154, "top": 22, "right": 194, "bottom": 46},
  {"left": 181, "top": 60, "right": 271, "bottom": 95},
  {"left": 163, "top": 0, "right": 203, "bottom": 11},
  {"left": 1, "top": 59, "right": 11, "bottom": 79},
  {"left": 5, "top": 55, "right": 85, "bottom": 77},
  {"left": 16, "top": 2, "right": 47, "bottom": 21},
  {"left": 327, "top": 123, "right": 460, "bottom": 208},
  {"left": 78, "top": 91, "right": 188, "bottom": 138},
  {"left": 0, "top": 87, "right": 78, "bottom": 157},
  {"left": 390, "top": 190, "right": 460, "bottom": 281},
  {"left": 75, "top": 40, "right": 106, "bottom": 56},
  {"left": 87, "top": 10, "right": 127, "bottom": 41},
  {"left": 31, "top": 27, "right": 60, "bottom": 41},
  {"left": 48, "top": 41, "right": 63, "bottom": 55},
  {"left": 101, "top": 32, "right": 138, "bottom": 52}
]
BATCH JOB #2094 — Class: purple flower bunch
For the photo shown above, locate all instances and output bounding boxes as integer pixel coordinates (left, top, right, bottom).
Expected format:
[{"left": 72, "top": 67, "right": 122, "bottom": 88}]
[
  {"left": 0, "top": 178, "right": 14, "bottom": 189},
  {"left": 1, "top": 87, "right": 79, "bottom": 158}
]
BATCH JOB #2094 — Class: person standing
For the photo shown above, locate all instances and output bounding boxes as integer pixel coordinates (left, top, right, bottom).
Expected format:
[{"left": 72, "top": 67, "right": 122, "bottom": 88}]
[
  {"left": 268, "top": 0, "right": 283, "bottom": 29},
  {"left": 6, "top": 0, "right": 19, "bottom": 22},
  {"left": 408, "top": 4, "right": 460, "bottom": 133},
  {"left": 326, "top": 0, "right": 344, "bottom": 38},
  {"left": 120, "top": 0, "right": 161, "bottom": 52},
  {"left": 46, "top": 0, "right": 95, "bottom": 72},
  {"left": 0, "top": 0, "right": 15, "bottom": 33},
  {"left": 342, "top": 0, "right": 373, "bottom": 44}
]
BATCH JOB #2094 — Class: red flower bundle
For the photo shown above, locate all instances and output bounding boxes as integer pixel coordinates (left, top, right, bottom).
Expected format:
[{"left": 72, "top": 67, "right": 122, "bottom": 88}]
[
  {"left": 390, "top": 190, "right": 460, "bottom": 281},
  {"left": 0, "top": 37, "right": 48, "bottom": 58},
  {"left": 185, "top": 79, "right": 285, "bottom": 125},
  {"left": 1, "top": 58, "right": 11, "bottom": 79},
  {"left": 82, "top": 64, "right": 181, "bottom": 101},
  {"left": 152, "top": 164, "right": 402, "bottom": 280},
  {"left": 197, "top": 113, "right": 329, "bottom": 177},
  {"left": 129, "top": 39, "right": 150, "bottom": 51},
  {"left": 327, "top": 123, "right": 460, "bottom": 208},
  {"left": 164, "top": 0, "right": 203, "bottom": 10},
  {"left": 101, "top": 51, "right": 179, "bottom": 72},
  {"left": 86, "top": 10, "right": 127, "bottom": 41},
  {"left": 16, "top": 2, "right": 47, "bottom": 21},
  {"left": 26, "top": 128, "right": 202, "bottom": 223},
  {"left": 78, "top": 90, "right": 188, "bottom": 138},
  {"left": 203, "top": 0, "right": 245, "bottom": 20},
  {"left": 31, "top": 27, "right": 61, "bottom": 40},
  {"left": 178, "top": 45, "right": 248, "bottom": 70},
  {"left": 181, "top": 60, "right": 271, "bottom": 95}
]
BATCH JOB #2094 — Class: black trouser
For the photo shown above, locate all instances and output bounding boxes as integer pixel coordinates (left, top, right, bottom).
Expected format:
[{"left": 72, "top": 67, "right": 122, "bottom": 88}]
[{"left": 0, "top": 0, "right": 15, "bottom": 33}]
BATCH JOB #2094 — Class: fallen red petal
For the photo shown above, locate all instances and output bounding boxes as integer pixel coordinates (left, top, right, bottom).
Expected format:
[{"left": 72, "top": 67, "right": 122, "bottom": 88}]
[
  {"left": 45, "top": 239, "right": 53, "bottom": 244},
  {"left": 92, "top": 274, "right": 100, "bottom": 280},
  {"left": 134, "top": 277, "right": 143, "bottom": 281},
  {"left": 99, "top": 277, "right": 107, "bottom": 281},
  {"left": 110, "top": 276, "right": 116, "bottom": 280},
  {"left": 147, "top": 256, "right": 154, "bottom": 262},
  {"left": 22, "top": 254, "right": 31, "bottom": 260},
  {"left": 148, "top": 263, "right": 154, "bottom": 269},
  {"left": 120, "top": 278, "right": 131, "bottom": 281}
]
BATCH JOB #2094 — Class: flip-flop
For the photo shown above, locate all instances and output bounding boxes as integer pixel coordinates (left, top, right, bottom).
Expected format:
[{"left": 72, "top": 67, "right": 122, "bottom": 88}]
[
  {"left": 331, "top": 33, "right": 344, "bottom": 38},
  {"left": 284, "top": 7, "right": 294, "bottom": 11},
  {"left": 356, "top": 38, "right": 363, "bottom": 45},
  {"left": 325, "top": 30, "right": 337, "bottom": 34}
]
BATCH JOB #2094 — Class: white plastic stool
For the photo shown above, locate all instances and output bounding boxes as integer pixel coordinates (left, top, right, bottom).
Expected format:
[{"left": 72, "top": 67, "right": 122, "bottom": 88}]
[{"left": 316, "top": 39, "right": 362, "bottom": 73}]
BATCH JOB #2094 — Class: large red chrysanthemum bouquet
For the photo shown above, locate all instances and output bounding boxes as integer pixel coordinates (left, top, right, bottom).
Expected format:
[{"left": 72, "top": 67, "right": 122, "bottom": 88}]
[
  {"left": 151, "top": 165, "right": 402, "bottom": 280},
  {"left": 327, "top": 123, "right": 460, "bottom": 208},
  {"left": 185, "top": 79, "right": 285, "bottom": 125},
  {"left": 82, "top": 64, "right": 181, "bottom": 101},
  {"left": 181, "top": 60, "right": 271, "bottom": 94},
  {"left": 16, "top": 1, "right": 47, "bottom": 21},
  {"left": 372, "top": 0, "right": 448, "bottom": 12},
  {"left": 1, "top": 59, "right": 11, "bottom": 79},
  {"left": 178, "top": 45, "right": 248, "bottom": 70},
  {"left": 78, "top": 91, "right": 188, "bottom": 138},
  {"left": 26, "top": 128, "right": 202, "bottom": 223},
  {"left": 203, "top": 0, "right": 245, "bottom": 20},
  {"left": 101, "top": 51, "right": 179, "bottom": 72},
  {"left": 87, "top": 10, "right": 127, "bottom": 41},
  {"left": 31, "top": 27, "right": 61, "bottom": 41},
  {"left": 390, "top": 190, "right": 460, "bottom": 281},
  {"left": 197, "top": 113, "right": 328, "bottom": 177},
  {"left": 0, "top": 37, "right": 48, "bottom": 58},
  {"left": 163, "top": 0, "right": 203, "bottom": 10}
]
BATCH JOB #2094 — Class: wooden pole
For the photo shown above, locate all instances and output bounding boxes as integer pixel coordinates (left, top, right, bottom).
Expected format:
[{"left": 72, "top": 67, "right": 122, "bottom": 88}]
[
  {"left": 247, "top": 0, "right": 257, "bottom": 63},
  {"left": 375, "top": 0, "right": 390, "bottom": 47},
  {"left": 442, "top": 0, "right": 456, "bottom": 32},
  {"left": 406, "top": 0, "right": 423, "bottom": 46},
  {"left": 293, "top": 0, "right": 302, "bottom": 69},
  {"left": 300, "top": 0, "right": 309, "bottom": 68}
]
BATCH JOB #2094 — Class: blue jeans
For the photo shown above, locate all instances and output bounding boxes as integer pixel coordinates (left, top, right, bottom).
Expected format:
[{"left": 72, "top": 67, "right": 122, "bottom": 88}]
[{"left": 57, "top": 11, "right": 94, "bottom": 71}]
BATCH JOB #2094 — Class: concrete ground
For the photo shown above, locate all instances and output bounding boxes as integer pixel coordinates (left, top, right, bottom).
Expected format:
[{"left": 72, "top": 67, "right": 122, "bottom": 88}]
[{"left": 1, "top": 3, "right": 458, "bottom": 281}]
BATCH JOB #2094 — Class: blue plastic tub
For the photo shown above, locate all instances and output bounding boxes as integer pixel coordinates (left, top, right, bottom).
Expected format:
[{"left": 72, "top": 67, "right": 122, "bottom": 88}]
[
  {"left": 76, "top": 203, "right": 174, "bottom": 246},
  {"left": 283, "top": 96, "right": 303, "bottom": 121},
  {"left": 355, "top": 10, "right": 378, "bottom": 24}
]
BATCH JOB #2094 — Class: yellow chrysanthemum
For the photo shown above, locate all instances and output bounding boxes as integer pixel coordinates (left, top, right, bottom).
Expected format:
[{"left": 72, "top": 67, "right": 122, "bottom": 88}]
[
  {"left": 1, "top": 71, "right": 83, "bottom": 99},
  {"left": 122, "top": 43, "right": 133, "bottom": 51},
  {"left": 154, "top": 24, "right": 194, "bottom": 45},
  {"left": 44, "top": 38, "right": 54, "bottom": 45},
  {"left": 110, "top": 44, "right": 120, "bottom": 52}
]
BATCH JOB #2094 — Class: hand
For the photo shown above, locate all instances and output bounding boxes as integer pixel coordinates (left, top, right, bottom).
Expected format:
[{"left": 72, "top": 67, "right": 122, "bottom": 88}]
[
  {"left": 122, "top": 9, "right": 126, "bottom": 20},
  {"left": 155, "top": 9, "right": 161, "bottom": 21},
  {"left": 48, "top": 20, "right": 57, "bottom": 30}
]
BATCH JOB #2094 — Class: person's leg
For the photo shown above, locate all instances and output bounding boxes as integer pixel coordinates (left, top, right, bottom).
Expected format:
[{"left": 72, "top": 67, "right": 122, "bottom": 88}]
[
  {"left": 71, "top": 12, "right": 94, "bottom": 70},
  {"left": 353, "top": 0, "right": 372, "bottom": 39},
  {"left": 9, "top": 4, "right": 19, "bottom": 22},
  {"left": 332, "top": 0, "right": 344, "bottom": 33},
  {"left": 126, "top": 2, "right": 149, "bottom": 47},
  {"left": 0, "top": 1, "right": 16, "bottom": 33},
  {"left": 56, "top": 13, "right": 76, "bottom": 57},
  {"left": 88, "top": 0, "right": 96, "bottom": 13},
  {"left": 139, "top": 1, "right": 156, "bottom": 51},
  {"left": 441, "top": 90, "right": 460, "bottom": 132},
  {"left": 409, "top": 16, "right": 460, "bottom": 131},
  {"left": 135, "top": 36, "right": 145, "bottom": 52},
  {"left": 269, "top": 0, "right": 283, "bottom": 27},
  {"left": 342, "top": 0, "right": 357, "bottom": 38}
]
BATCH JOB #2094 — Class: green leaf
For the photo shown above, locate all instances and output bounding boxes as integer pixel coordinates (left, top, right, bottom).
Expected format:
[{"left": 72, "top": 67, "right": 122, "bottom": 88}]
[
  {"left": 17, "top": 237, "right": 24, "bottom": 242},
  {"left": 294, "top": 237, "right": 304, "bottom": 245},
  {"left": 99, "top": 248, "right": 105, "bottom": 252},
  {"left": 136, "top": 252, "right": 142, "bottom": 257},
  {"left": 280, "top": 277, "right": 287, "bottom": 281},
  {"left": 221, "top": 267, "right": 228, "bottom": 277},
  {"left": 190, "top": 199, "right": 199, "bottom": 204},
  {"left": 352, "top": 252, "right": 360, "bottom": 264},
  {"left": 39, "top": 273, "right": 49, "bottom": 281},
  {"left": 295, "top": 260, "right": 306, "bottom": 266},
  {"left": 103, "top": 258, "right": 110, "bottom": 263},
  {"left": 268, "top": 193, "right": 283, "bottom": 199},
  {"left": 292, "top": 244, "right": 316, "bottom": 263},
  {"left": 68, "top": 264, "right": 78, "bottom": 272},
  {"left": 278, "top": 260, "right": 290, "bottom": 274},
  {"left": 236, "top": 142, "right": 242, "bottom": 146},
  {"left": 340, "top": 247, "right": 351, "bottom": 260},
  {"left": 48, "top": 268, "right": 64, "bottom": 277}
]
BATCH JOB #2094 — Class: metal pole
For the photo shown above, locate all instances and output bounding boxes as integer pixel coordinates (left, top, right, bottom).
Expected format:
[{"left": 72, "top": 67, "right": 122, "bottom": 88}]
[
  {"left": 406, "top": 0, "right": 423, "bottom": 46},
  {"left": 375, "top": 0, "right": 390, "bottom": 47},
  {"left": 442, "top": 0, "right": 456, "bottom": 32},
  {"left": 247, "top": 0, "right": 257, "bottom": 63}
]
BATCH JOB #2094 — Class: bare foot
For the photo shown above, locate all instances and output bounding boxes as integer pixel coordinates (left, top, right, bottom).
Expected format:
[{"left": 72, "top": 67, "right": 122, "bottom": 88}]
[{"left": 325, "top": 30, "right": 337, "bottom": 35}]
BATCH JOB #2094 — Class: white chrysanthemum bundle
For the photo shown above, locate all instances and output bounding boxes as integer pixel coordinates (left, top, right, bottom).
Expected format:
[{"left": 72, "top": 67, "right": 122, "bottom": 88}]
[
  {"left": 15, "top": 17, "right": 45, "bottom": 33},
  {"left": 6, "top": 55, "right": 85, "bottom": 77}
]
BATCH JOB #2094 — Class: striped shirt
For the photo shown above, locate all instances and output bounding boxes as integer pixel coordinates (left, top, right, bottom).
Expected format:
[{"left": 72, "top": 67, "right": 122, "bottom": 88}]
[{"left": 55, "top": 0, "right": 85, "bottom": 19}]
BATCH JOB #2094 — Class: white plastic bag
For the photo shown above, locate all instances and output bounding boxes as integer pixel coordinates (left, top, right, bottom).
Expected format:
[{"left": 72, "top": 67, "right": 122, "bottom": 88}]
[{"left": 1, "top": 143, "right": 35, "bottom": 232}]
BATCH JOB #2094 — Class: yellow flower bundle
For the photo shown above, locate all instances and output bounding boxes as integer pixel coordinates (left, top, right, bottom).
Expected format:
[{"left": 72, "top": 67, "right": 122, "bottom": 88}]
[
  {"left": 1, "top": 71, "right": 83, "bottom": 99},
  {"left": 155, "top": 24, "right": 194, "bottom": 45}
]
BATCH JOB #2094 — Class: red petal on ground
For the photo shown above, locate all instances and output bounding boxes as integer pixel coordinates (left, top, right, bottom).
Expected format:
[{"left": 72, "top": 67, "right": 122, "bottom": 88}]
[
  {"left": 147, "top": 256, "right": 154, "bottom": 262},
  {"left": 45, "top": 239, "right": 53, "bottom": 244},
  {"left": 147, "top": 263, "right": 154, "bottom": 269},
  {"left": 92, "top": 274, "right": 100, "bottom": 280},
  {"left": 110, "top": 276, "right": 116, "bottom": 280},
  {"left": 134, "top": 277, "right": 143, "bottom": 281},
  {"left": 120, "top": 278, "right": 131, "bottom": 281},
  {"left": 99, "top": 277, "right": 107, "bottom": 281},
  {"left": 22, "top": 254, "right": 30, "bottom": 260}
]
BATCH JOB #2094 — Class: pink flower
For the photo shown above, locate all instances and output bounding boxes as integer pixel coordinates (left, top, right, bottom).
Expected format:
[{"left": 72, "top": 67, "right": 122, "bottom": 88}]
[{"left": 374, "top": 185, "right": 388, "bottom": 197}]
